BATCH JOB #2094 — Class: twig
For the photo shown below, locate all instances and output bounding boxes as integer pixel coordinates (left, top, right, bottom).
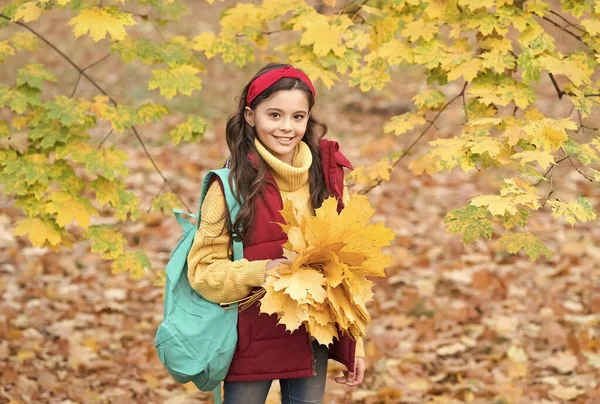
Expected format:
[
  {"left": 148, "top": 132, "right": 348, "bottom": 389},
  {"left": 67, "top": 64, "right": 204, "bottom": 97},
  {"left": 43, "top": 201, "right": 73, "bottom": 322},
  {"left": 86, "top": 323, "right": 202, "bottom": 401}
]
[
  {"left": 1, "top": 14, "right": 191, "bottom": 212},
  {"left": 549, "top": 10, "right": 585, "bottom": 32},
  {"left": 461, "top": 87, "right": 468, "bottom": 122},
  {"left": 97, "top": 129, "right": 113, "bottom": 149},
  {"left": 541, "top": 16, "right": 582, "bottom": 42},
  {"left": 235, "top": 29, "right": 280, "bottom": 38},
  {"left": 72, "top": 53, "right": 111, "bottom": 97},
  {"left": 548, "top": 72, "right": 564, "bottom": 99},
  {"left": 533, "top": 156, "right": 568, "bottom": 186},
  {"left": 560, "top": 146, "right": 597, "bottom": 185},
  {"left": 359, "top": 81, "right": 469, "bottom": 194}
]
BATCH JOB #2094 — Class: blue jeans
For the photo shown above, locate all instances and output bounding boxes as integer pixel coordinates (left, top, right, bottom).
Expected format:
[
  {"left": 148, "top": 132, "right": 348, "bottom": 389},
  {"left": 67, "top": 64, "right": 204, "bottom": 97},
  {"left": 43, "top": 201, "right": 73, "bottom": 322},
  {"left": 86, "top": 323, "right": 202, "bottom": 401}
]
[{"left": 223, "top": 339, "right": 329, "bottom": 404}]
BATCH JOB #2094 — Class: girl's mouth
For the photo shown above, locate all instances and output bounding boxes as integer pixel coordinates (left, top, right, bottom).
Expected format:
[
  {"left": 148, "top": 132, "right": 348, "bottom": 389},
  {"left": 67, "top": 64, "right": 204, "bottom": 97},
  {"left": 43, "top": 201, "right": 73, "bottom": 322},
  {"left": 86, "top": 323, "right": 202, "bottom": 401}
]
[{"left": 274, "top": 136, "right": 293, "bottom": 145}]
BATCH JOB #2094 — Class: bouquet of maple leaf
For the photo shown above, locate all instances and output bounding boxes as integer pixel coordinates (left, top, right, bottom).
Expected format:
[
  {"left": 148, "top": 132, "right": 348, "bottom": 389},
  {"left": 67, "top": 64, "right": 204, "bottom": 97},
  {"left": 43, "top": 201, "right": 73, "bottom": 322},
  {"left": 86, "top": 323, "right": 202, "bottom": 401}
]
[{"left": 241, "top": 193, "right": 395, "bottom": 346}]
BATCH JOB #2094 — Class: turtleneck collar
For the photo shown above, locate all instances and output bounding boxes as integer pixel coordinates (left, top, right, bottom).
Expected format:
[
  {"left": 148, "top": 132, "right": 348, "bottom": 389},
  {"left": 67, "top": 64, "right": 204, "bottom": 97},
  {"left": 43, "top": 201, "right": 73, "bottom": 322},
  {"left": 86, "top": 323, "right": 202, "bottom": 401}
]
[{"left": 254, "top": 137, "right": 312, "bottom": 192}]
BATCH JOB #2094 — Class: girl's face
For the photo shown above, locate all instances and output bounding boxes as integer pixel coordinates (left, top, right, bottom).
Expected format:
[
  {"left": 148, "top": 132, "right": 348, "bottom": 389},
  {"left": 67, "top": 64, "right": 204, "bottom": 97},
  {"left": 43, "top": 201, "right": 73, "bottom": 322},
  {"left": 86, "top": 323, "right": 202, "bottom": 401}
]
[{"left": 244, "top": 89, "right": 310, "bottom": 165}]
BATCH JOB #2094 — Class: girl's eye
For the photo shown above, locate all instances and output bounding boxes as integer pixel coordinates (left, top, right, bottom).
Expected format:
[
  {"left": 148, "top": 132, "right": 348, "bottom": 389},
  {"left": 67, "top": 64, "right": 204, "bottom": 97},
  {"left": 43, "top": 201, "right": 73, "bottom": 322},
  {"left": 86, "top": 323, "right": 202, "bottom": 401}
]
[{"left": 269, "top": 112, "right": 305, "bottom": 120}]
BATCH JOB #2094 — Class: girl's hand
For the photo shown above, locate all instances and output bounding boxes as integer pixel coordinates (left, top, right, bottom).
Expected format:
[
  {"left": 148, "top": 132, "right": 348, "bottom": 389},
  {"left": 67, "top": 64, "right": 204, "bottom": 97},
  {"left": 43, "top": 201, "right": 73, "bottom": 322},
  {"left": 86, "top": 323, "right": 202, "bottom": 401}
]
[
  {"left": 264, "top": 259, "right": 292, "bottom": 281},
  {"left": 334, "top": 357, "right": 365, "bottom": 387}
]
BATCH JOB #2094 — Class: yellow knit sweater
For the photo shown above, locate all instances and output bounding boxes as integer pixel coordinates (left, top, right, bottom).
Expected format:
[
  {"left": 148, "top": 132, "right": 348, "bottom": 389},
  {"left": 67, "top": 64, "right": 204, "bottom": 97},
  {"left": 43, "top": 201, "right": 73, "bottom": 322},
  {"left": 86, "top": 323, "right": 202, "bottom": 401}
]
[{"left": 187, "top": 138, "right": 364, "bottom": 357}]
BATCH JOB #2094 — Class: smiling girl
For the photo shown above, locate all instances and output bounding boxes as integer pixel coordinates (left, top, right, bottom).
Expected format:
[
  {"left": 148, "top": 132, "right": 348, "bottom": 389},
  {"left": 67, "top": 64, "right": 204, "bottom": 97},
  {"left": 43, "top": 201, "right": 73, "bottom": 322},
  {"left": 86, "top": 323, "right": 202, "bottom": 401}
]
[{"left": 187, "top": 63, "right": 365, "bottom": 404}]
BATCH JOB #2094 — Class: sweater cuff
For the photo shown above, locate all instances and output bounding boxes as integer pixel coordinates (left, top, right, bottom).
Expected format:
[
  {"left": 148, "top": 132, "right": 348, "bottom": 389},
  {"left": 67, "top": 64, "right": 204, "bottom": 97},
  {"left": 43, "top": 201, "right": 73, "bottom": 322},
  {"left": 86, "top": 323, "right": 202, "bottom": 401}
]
[{"left": 237, "top": 259, "right": 269, "bottom": 287}]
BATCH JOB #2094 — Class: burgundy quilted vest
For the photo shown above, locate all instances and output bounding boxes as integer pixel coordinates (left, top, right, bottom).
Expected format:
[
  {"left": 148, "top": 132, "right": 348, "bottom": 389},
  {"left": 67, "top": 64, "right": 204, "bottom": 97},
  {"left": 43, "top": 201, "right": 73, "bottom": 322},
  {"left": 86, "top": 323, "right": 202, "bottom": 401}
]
[{"left": 215, "top": 139, "right": 356, "bottom": 382}]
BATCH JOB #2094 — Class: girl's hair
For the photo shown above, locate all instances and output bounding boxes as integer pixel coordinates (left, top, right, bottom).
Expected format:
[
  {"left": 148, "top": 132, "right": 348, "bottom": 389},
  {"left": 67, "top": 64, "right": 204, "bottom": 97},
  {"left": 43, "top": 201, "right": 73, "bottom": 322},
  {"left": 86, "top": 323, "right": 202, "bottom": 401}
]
[{"left": 223, "top": 62, "right": 329, "bottom": 246}]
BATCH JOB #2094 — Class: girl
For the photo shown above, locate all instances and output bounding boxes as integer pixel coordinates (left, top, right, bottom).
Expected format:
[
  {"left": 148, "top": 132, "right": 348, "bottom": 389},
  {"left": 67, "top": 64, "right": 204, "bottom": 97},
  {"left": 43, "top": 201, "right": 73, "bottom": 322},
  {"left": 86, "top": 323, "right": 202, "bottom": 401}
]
[{"left": 187, "top": 63, "right": 366, "bottom": 404}]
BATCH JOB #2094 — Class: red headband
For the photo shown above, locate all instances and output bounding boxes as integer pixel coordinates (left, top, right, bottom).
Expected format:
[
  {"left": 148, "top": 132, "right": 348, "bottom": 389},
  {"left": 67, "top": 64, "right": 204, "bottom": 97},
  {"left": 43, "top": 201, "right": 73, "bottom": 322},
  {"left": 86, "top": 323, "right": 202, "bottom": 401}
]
[{"left": 246, "top": 65, "right": 315, "bottom": 106}]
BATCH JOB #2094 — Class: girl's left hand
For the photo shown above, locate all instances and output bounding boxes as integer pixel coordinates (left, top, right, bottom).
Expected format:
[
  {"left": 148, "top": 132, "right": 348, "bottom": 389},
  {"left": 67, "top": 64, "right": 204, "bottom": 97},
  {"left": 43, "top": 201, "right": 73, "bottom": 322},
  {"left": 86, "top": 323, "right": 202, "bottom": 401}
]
[{"left": 334, "top": 357, "right": 365, "bottom": 387}]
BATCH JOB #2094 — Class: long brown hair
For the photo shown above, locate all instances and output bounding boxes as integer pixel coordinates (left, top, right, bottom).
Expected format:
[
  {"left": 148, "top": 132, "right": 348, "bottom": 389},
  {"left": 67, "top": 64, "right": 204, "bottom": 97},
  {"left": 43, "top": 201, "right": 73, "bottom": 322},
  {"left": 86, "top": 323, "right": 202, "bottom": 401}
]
[{"left": 224, "top": 63, "right": 329, "bottom": 246}]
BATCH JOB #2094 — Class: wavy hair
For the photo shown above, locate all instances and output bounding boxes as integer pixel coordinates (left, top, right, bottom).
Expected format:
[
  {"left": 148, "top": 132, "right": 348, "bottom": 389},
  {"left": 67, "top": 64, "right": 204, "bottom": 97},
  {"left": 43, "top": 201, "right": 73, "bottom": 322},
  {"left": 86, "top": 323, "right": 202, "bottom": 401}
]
[{"left": 222, "top": 63, "right": 330, "bottom": 246}]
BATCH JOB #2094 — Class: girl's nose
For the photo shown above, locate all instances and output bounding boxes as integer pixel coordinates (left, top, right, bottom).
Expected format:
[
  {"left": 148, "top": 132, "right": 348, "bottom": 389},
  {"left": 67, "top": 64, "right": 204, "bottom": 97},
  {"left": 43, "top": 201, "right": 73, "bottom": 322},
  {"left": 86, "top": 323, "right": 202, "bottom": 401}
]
[{"left": 280, "top": 120, "right": 292, "bottom": 131}]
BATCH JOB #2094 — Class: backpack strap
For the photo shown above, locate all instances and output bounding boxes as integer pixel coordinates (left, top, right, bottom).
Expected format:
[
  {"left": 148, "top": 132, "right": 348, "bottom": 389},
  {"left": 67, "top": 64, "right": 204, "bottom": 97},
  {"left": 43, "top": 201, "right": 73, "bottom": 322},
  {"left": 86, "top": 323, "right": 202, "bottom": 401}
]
[{"left": 197, "top": 169, "right": 243, "bottom": 261}]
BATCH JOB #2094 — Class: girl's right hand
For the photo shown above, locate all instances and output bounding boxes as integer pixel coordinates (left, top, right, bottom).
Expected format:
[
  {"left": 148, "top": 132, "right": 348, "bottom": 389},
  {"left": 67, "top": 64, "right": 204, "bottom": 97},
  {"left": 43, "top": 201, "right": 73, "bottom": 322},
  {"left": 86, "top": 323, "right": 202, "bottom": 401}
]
[{"left": 265, "top": 258, "right": 292, "bottom": 281}]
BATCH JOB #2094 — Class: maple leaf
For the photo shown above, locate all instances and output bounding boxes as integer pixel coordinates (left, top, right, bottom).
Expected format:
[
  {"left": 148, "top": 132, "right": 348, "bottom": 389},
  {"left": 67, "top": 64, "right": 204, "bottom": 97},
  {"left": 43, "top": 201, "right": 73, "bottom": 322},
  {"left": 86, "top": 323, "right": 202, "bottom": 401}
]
[
  {"left": 110, "top": 251, "right": 151, "bottom": 280},
  {"left": 547, "top": 197, "right": 596, "bottom": 226},
  {"left": 169, "top": 116, "right": 208, "bottom": 144},
  {"left": 510, "top": 150, "right": 555, "bottom": 170},
  {"left": 12, "top": 2, "right": 43, "bottom": 23},
  {"left": 68, "top": 7, "right": 137, "bottom": 42},
  {"left": 471, "top": 195, "right": 518, "bottom": 216},
  {"left": 16, "top": 63, "right": 57, "bottom": 90},
  {"left": 498, "top": 232, "right": 552, "bottom": 260},
  {"left": 45, "top": 191, "right": 98, "bottom": 229},
  {"left": 13, "top": 217, "right": 62, "bottom": 247},
  {"left": 300, "top": 15, "right": 350, "bottom": 57},
  {"left": 413, "top": 89, "right": 446, "bottom": 111},
  {"left": 445, "top": 204, "right": 493, "bottom": 244},
  {"left": 148, "top": 65, "right": 202, "bottom": 99},
  {"left": 383, "top": 112, "right": 426, "bottom": 136},
  {"left": 85, "top": 225, "right": 127, "bottom": 259},
  {"left": 258, "top": 193, "right": 394, "bottom": 344}
]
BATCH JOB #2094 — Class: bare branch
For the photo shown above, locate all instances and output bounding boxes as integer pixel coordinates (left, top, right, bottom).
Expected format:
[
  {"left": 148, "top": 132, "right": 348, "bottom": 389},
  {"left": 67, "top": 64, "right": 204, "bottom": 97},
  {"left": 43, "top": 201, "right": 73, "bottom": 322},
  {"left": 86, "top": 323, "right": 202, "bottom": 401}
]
[
  {"left": 235, "top": 29, "right": 281, "bottom": 38},
  {"left": 359, "top": 81, "right": 469, "bottom": 194},
  {"left": 534, "top": 156, "right": 568, "bottom": 187},
  {"left": 540, "top": 16, "right": 583, "bottom": 42},
  {"left": 549, "top": 10, "right": 585, "bottom": 32},
  {"left": 461, "top": 87, "right": 468, "bottom": 122},
  {"left": 97, "top": 129, "right": 113, "bottom": 149},
  {"left": 548, "top": 73, "right": 565, "bottom": 99},
  {"left": 71, "top": 53, "right": 111, "bottom": 97},
  {"left": 560, "top": 146, "right": 598, "bottom": 186}
]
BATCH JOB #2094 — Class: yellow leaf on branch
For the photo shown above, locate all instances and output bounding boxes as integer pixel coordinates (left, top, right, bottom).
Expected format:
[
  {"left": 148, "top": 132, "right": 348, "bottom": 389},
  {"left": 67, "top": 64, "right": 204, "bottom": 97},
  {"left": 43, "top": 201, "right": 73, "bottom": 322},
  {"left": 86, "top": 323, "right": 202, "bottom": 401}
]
[{"left": 68, "top": 7, "right": 136, "bottom": 42}]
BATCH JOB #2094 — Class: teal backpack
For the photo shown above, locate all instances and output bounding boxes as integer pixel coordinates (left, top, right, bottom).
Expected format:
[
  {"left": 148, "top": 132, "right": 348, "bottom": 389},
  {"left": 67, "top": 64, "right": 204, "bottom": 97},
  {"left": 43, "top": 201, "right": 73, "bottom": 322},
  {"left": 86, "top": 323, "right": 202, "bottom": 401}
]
[{"left": 155, "top": 168, "right": 243, "bottom": 404}]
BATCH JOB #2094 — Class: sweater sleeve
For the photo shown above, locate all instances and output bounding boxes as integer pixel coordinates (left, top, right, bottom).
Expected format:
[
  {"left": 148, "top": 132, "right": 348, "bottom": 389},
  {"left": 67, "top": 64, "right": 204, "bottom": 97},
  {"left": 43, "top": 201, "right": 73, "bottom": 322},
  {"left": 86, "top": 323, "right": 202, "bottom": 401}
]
[
  {"left": 355, "top": 336, "right": 365, "bottom": 358},
  {"left": 187, "top": 181, "right": 270, "bottom": 304}
]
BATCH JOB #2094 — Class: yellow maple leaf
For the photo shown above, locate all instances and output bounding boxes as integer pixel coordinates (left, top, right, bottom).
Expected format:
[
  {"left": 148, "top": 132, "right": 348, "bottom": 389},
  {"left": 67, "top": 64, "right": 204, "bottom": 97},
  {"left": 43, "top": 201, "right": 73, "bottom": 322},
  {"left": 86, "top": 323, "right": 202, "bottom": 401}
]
[
  {"left": 471, "top": 195, "right": 518, "bottom": 216},
  {"left": 14, "top": 217, "right": 62, "bottom": 246},
  {"left": 300, "top": 15, "right": 349, "bottom": 57},
  {"left": 12, "top": 2, "right": 43, "bottom": 23},
  {"left": 45, "top": 191, "right": 98, "bottom": 229},
  {"left": 581, "top": 19, "right": 600, "bottom": 36},
  {"left": 68, "top": 7, "right": 136, "bottom": 42},
  {"left": 383, "top": 112, "right": 426, "bottom": 136},
  {"left": 447, "top": 58, "right": 483, "bottom": 82},
  {"left": 510, "top": 150, "right": 555, "bottom": 170}
]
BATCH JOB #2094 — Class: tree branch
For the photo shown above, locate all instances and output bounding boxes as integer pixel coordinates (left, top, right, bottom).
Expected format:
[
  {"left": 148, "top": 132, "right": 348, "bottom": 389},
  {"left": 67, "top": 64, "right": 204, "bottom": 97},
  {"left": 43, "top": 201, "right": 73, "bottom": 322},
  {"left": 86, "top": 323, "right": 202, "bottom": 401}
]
[
  {"left": 359, "top": 81, "right": 469, "bottom": 195},
  {"left": 540, "top": 16, "right": 582, "bottom": 42},
  {"left": 549, "top": 10, "right": 585, "bottom": 33},
  {"left": 72, "top": 53, "right": 111, "bottom": 97},
  {"left": 560, "top": 146, "right": 598, "bottom": 186},
  {"left": 548, "top": 72, "right": 565, "bottom": 99},
  {"left": 1, "top": 14, "right": 191, "bottom": 213},
  {"left": 534, "top": 156, "right": 568, "bottom": 187}
]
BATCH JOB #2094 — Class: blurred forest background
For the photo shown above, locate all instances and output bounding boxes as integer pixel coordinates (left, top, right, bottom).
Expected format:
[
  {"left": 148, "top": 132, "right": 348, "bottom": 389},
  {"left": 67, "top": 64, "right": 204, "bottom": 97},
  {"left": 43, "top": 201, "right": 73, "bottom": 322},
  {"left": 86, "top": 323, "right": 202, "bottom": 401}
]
[{"left": 1, "top": 0, "right": 599, "bottom": 403}]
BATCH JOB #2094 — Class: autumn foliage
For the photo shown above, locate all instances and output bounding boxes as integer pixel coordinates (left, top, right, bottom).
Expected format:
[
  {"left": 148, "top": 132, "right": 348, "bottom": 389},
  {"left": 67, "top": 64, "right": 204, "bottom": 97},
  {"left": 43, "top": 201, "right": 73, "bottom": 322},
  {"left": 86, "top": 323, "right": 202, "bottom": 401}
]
[{"left": 257, "top": 195, "right": 395, "bottom": 345}]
